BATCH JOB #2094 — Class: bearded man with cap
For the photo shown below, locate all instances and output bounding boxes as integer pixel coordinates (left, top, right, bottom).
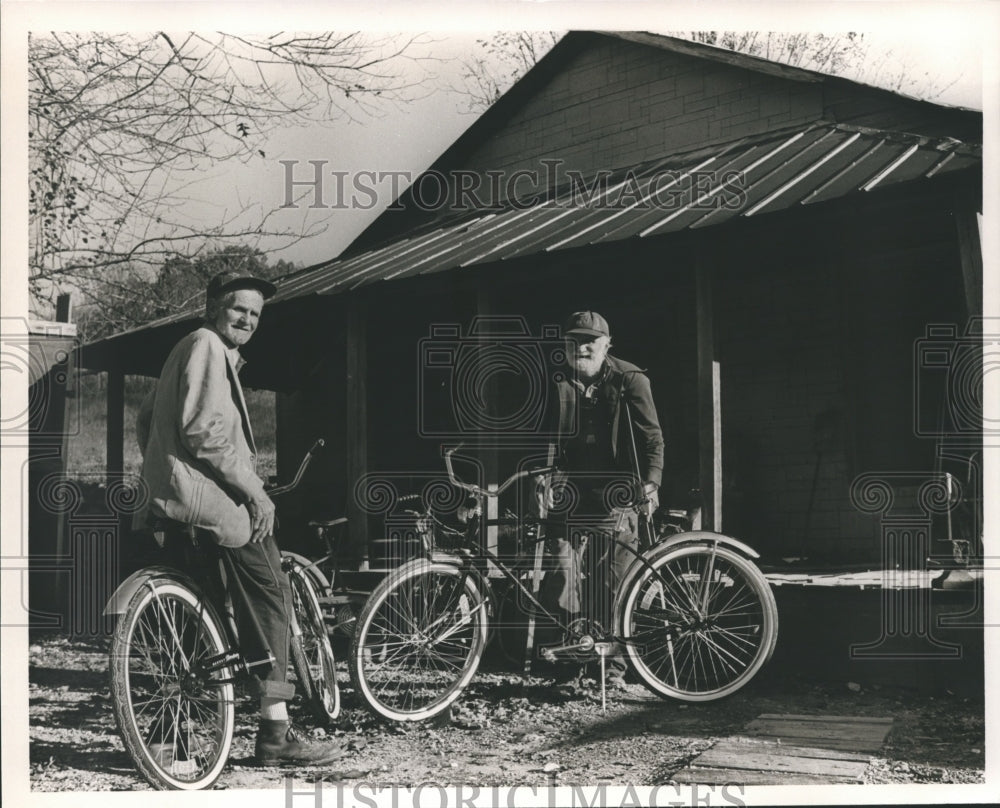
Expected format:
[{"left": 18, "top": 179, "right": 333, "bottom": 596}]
[
  {"left": 137, "top": 268, "right": 343, "bottom": 766},
  {"left": 539, "top": 310, "right": 664, "bottom": 691}
]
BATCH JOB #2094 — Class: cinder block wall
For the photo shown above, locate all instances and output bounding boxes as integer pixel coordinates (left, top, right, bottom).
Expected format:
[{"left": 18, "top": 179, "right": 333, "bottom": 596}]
[{"left": 715, "top": 253, "right": 877, "bottom": 558}]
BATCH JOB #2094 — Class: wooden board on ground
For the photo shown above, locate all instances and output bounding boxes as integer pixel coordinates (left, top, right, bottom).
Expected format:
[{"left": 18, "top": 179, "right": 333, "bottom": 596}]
[
  {"left": 708, "top": 738, "right": 870, "bottom": 761},
  {"left": 672, "top": 767, "right": 858, "bottom": 785},
  {"left": 743, "top": 714, "right": 894, "bottom": 752},
  {"left": 672, "top": 714, "right": 893, "bottom": 785}
]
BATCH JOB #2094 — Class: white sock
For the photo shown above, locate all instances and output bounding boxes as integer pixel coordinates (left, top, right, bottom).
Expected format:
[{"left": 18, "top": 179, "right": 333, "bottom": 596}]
[{"left": 260, "top": 698, "right": 288, "bottom": 721}]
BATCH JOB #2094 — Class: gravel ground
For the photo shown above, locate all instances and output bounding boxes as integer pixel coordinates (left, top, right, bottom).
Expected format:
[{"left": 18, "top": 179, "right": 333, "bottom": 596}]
[{"left": 28, "top": 634, "right": 985, "bottom": 791}]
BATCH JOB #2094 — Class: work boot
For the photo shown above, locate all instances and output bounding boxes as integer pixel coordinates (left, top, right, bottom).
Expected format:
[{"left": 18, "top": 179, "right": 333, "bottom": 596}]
[{"left": 253, "top": 719, "right": 344, "bottom": 767}]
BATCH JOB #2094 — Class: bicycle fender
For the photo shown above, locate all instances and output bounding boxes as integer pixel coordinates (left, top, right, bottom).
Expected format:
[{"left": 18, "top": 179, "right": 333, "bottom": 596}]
[
  {"left": 614, "top": 532, "right": 761, "bottom": 619},
  {"left": 387, "top": 555, "right": 491, "bottom": 600},
  {"left": 102, "top": 565, "right": 199, "bottom": 616},
  {"left": 654, "top": 531, "right": 760, "bottom": 560},
  {"left": 281, "top": 551, "right": 332, "bottom": 592}
]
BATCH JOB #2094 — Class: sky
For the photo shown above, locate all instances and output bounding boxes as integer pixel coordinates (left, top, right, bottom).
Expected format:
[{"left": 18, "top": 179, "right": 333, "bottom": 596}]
[{"left": 205, "top": 22, "right": 988, "bottom": 272}]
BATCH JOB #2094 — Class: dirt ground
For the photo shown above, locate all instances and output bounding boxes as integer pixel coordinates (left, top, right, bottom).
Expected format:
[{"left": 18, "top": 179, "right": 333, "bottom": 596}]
[{"left": 28, "top": 633, "right": 985, "bottom": 792}]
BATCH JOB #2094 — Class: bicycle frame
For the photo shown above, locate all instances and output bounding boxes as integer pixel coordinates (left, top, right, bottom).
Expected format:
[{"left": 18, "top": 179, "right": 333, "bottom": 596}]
[
  {"left": 105, "top": 438, "right": 329, "bottom": 674},
  {"left": 438, "top": 446, "right": 765, "bottom": 656}
]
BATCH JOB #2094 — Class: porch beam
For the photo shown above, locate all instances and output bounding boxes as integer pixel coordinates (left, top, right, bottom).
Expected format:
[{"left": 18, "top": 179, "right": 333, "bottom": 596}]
[
  {"left": 953, "top": 204, "right": 983, "bottom": 319},
  {"left": 107, "top": 369, "right": 125, "bottom": 481},
  {"left": 475, "top": 283, "right": 500, "bottom": 558},
  {"left": 345, "top": 296, "right": 369, "bottom": 556},
  {"left": 696, "top": 256, "right": 723, "bottom": 531}
]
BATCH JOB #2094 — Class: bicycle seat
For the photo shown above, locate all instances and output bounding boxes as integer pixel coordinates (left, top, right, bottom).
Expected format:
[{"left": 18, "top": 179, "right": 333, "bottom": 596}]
[
  {"left": 148, "top": 518, "right": 199, "bottom": 547},
  {"left": 309, "top": 517, "right": 348, "bottom": 528}
]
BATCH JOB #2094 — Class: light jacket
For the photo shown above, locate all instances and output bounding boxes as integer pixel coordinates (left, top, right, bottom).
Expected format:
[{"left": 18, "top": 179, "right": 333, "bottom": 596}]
[{"left": 137, "top": 326, "right": 265, "bottom": 547}]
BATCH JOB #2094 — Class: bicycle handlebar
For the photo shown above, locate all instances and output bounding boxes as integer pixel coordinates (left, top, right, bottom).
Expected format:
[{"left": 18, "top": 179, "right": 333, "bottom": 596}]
[
  {"left": 266, "top": 438, "right": 325, "bottom": 497},
  {"left": 443, "top": 445, "right": 555, "bottom": 499}
]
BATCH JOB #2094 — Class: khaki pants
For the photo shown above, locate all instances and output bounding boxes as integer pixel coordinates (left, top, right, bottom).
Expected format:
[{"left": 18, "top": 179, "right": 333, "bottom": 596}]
[{"left": 538, "top": 508, "right": 639, "bottom": 676}]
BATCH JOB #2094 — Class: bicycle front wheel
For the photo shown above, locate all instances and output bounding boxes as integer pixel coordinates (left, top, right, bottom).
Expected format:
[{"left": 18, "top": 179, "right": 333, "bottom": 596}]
[
  {"left": 349, "top": 561, "right": 488, "bottom": 722},
  {"left": 287, "top": 561, "right": 340, "bottom": 723},
  {"left": 109, "top": 577, "right": 235, "bottom": 790},
  {"left": 620, "top": 544, "right": 778, "bottom": 701}
]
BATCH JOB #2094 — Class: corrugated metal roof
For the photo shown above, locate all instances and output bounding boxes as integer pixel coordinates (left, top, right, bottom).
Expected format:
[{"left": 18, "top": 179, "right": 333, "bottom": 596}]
[
  {"left": 96, "top": 121, "right": 980, "bottom": 339},
  {"left": 274, "top": 121, "right": 979, "bottom": 296}
]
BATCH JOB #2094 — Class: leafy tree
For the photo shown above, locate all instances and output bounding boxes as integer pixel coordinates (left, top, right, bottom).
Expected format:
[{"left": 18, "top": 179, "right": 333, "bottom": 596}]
[
  {"left": 75, "top": 245, "right": 295, "bottom": 342},
  {"left": 29, "top": 31, "right": 426, "bottom": 317}
]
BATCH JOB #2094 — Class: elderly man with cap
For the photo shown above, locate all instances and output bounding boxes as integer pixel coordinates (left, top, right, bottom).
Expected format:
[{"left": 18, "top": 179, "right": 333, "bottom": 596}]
[
  {"left": 137, "top": 268, "right": 343, "bottom": 766},
  {"left": 538, "top": 310, "right": 664, "bottom": 692}
]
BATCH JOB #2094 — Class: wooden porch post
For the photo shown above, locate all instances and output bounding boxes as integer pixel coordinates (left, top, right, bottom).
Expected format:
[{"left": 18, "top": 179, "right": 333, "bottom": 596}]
[
  {"left": 346, "top": 297, "right": 369, "bottom": 556},
  {"left": 107, "top": 369, "right": 125, "bottom": 481},
  {"left": 476, "top": 284, "right": 500, "bottom": 559},
  {"left": 696, "top": 253, "right": 723, "bottom": 531},
  {"left": 953, "top": 204, "right": 983, "bottom": 319}
]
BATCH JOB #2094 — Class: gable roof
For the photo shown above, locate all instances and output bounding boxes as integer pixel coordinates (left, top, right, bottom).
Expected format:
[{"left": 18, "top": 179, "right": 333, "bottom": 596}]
[
  {"left": 82, "top": 118, "right": 981, "bottom": 370},
  {"left": 348, "top": 30, "right": 981, "bottom": 254},
  {"left": 81, "top": 32, "right": 983, "bottom": 375}
]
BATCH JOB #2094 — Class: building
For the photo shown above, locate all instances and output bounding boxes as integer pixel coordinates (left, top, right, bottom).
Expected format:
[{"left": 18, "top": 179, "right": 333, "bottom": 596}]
[{"left": 80, "top": 32, "right": 984, "bottom": 573}]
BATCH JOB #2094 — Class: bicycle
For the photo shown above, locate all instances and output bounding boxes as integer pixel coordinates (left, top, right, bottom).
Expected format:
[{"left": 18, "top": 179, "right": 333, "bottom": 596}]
[
  {"left": 103, "top": 440, "right": 339, "bottom": 790},
  {"left": 348, "top": 447, "right": 778, "bottom": 722}
]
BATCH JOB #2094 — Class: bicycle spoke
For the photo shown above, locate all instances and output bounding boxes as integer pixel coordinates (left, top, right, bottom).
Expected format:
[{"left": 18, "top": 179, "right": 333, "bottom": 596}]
[
  {"left": 353, "top": 565, "right": 486, "bottom": 719},
  {"left": 623, "top": 547, "right": 776, "bottom": 700}
]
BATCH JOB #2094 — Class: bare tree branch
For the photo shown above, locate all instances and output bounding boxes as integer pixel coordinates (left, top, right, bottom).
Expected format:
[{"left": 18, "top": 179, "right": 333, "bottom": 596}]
[
  {"left": 29, "top": 31, "right": 430, "bottom": 319},
  {"left": 452, "top": 32, "right": 561, "bottom": 113}
]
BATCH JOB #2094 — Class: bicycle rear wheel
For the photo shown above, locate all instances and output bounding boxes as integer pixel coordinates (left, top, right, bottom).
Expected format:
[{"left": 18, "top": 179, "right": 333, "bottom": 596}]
[
  {"left": 620, "top": 544, "right": 778, "bottom": 701},
  {"left": 349, "top": 561, "right": 488, "bottom": 722},
  {"left": 286, "top": 561, "right": 340, "bottom": 723},
  {"left": 109, "top": 577, "right": 234, "bottom": 790}
]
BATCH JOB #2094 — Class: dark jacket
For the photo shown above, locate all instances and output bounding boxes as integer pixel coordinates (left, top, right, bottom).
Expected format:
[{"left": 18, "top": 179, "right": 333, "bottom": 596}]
[{"left": 554, "top": 354, "right": 664, "bottom": 488}]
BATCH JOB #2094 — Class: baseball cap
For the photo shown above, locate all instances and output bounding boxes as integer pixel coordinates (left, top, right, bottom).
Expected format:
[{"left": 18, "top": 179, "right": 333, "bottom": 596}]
[
  {"left": 206, "top": 269, "right": 277, "bottom": 300},
  {"left": 564, "top": 311, "right": 610, "bottom": 338}
]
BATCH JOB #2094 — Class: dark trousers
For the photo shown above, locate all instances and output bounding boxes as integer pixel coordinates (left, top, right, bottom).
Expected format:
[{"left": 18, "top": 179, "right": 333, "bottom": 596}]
[
  {"left": 164, "top": 529, "right": 296, "bottom": 701},
  {"left": 219, "top": 536, "right": 296, "bottom": 701}
]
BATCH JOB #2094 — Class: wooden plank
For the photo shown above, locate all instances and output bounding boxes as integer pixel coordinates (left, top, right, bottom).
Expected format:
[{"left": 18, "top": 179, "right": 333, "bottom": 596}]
[
  {"left": 756, "top": 713, "right": 894, "bottom": 725},
  {"left": 953, "top": 202, "right": 983, "bottom": 318},
  {"left": 743, "top": 736, "right": 886, "bottom": 753},
  {"left": 673, "top": 767, "right": 857, "bottom": 786},
  {"left": 746, "top": 721, "right": 891, "bottom": 739},
  {"left": 715, "top": 738, "right": 871, "bottom": 762},
  {"left": 746, "top": 729, "right": 889, "bottom": 746},
  {"left": 695, "top": 749, "right": 866, "bottom": 778}
]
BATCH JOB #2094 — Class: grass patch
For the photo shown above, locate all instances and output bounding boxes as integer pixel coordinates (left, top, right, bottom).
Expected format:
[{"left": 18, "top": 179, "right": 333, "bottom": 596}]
[{"left": 66, "top": 372, "right": 276, "bottom": 481}]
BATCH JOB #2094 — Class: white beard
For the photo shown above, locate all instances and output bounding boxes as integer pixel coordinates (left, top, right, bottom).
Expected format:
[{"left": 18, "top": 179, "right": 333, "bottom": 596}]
[{"left": 571, "top": 354, "right": 605, "bottom": 380}]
